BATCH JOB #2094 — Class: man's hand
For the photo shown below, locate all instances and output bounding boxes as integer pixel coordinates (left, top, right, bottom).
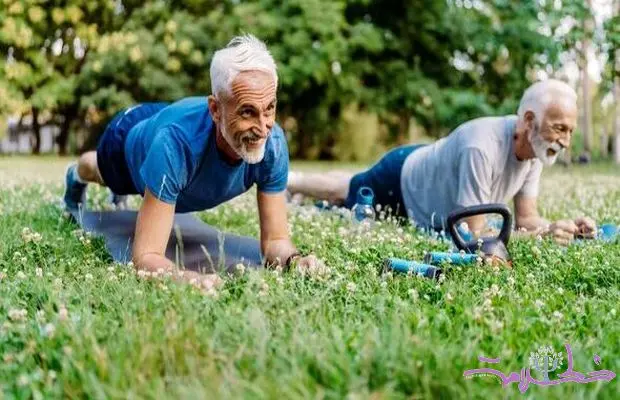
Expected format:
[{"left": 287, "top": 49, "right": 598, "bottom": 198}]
[
  {"left": 290, "top": 254, "right": 328, "bottom": 276},
  {"left": 543, "top": 219, "right": 578, "bottom": 246},
  {"left": 574, "top": 216, "right": 597, "bottom": 239},
  {"left": 182, "top": 270, "right": 223, "bottom": 295}
]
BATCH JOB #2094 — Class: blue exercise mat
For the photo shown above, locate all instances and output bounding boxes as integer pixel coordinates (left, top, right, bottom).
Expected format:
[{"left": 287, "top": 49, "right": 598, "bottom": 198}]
[{"left": 69, "top": 210, "right": 263, "bottom": 273}]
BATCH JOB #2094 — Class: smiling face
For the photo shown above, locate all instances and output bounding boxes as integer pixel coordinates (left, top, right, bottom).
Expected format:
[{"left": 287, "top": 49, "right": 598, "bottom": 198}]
[
  {"left": 526, "top": 100, "right": 577, "bottom": 166},
  {"left": 209, "top": 70, "right": 277, "bottom": 164}
]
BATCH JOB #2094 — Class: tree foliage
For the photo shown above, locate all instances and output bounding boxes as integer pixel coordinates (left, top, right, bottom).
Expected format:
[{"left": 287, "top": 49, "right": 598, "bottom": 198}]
[{"left": 0, "top": 0, "right": 616, "bottom": 159}]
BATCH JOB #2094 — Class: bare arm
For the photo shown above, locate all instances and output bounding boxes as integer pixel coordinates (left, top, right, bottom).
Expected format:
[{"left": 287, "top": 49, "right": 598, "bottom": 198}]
[
  {"left": 513, "top": 195, "right": 594, "bottom": 245},
  {"left": 132, "top": 188, "right": 220, "bottom": 288},
  {"left": 514, "top": 196, "right": 550, "bottom": 234},
  {"left": 257, "top": 191, "right": 298, "bottom": 266}
]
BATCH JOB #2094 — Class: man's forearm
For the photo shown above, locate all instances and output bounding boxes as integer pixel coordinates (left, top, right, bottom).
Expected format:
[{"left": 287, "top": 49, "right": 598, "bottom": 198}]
[
  {"left": 516, "top": 215, "right": 550, "bottom": 232},
  {"left": 512, "top": 215, "right": 551, "bottom": 239},
  {"left": 262, "top": 238, "right": 298, "bottom": 268}
]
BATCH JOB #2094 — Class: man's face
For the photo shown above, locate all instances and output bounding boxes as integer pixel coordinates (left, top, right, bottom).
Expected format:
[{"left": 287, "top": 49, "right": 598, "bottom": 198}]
[
  {"left": 528, "top": 100, "right": 577, "bottom": 166},
  {"left": 215, "top": 70, "right": 277, "bottom": 164}
]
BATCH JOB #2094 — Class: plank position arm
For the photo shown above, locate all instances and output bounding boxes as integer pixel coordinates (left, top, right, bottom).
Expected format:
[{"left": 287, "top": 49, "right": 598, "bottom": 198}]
[
  {"left": 132, "top": 188, "right": 220, "bottom": 289},
  {"left": 512, "top": 195, "right": 596, "bottom": 245},
  {"left": 257, "top": 190, "right": 322, "bottom": 271}
]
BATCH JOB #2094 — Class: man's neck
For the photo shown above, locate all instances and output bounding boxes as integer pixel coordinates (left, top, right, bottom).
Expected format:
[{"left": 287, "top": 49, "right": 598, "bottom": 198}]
[
  {"left": 513, "top": 122, "right": 535, "bottom": 161},
  {"left": 215, "top": 127, "right": 242, "bottom": 165}
]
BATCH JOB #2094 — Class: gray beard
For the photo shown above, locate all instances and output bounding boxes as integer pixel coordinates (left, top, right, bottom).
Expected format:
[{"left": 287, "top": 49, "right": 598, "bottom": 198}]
[
  {"left": 528, "top": 126, "right": 559, "bottom": 166},
  {"left": 220, "top": 123, "right": 266, "bottom": 164}
]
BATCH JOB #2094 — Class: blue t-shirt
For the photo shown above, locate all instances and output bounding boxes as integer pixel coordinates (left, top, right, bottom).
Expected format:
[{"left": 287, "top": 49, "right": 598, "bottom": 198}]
[{"left": 124, "top": 97, "right": 289, "bottom": 213}]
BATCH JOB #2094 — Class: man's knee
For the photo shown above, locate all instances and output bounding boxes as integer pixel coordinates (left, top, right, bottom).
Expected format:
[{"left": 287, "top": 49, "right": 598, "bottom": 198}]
[{"left": 78, "top": 151, "right": 104, "bottom": 184}]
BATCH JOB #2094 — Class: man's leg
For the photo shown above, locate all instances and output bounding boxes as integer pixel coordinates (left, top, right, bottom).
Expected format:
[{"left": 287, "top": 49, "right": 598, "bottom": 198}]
[
  {"left": 64, "top": 151, "right": 106, "bottom": 211},
  {"left": 77, "top": 151, "right": 105, "bottom": 185},
  {"left": 287, "top": 170, "right": 353, "bottom": 205},
  {"left": 289, "top": 145, "right": 424, "bottom": 217}
]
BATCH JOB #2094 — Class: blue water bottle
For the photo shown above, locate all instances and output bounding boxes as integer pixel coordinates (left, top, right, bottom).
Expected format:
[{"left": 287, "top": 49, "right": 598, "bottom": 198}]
[{"left": 351, "top": 187, "right": 376, "bottom": 223}]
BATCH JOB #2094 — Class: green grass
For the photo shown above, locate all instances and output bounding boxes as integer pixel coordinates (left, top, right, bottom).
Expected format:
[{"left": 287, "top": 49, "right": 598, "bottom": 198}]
[{"left": 0, "top": 157, "right": 619, "bottom": 399}]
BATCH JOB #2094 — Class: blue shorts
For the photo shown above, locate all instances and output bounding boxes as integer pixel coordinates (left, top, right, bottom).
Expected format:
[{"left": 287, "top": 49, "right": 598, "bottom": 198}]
[
  {"left": 96, "top": 103, "right": 169, "bottom": 195},
  {"left": 344, "top": 144, "right": 425, "bottom": 218}
]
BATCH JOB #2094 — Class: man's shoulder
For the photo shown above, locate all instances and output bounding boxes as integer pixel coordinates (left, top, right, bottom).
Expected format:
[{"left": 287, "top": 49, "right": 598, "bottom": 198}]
[
  {"left": 154, "top": 97, "right": 212, "bottom": 143},
  {"left": 453, "top": 115, "right": 515, "bottom": 153},
  {"left": 456, "top": 115, "right": 515, "bottom": 136},
  {"left": 264, "top": 123, "right": 288, "bottom": 157},
  {"left": 155, "top": 97, "right": 210, "bottom": 129}
]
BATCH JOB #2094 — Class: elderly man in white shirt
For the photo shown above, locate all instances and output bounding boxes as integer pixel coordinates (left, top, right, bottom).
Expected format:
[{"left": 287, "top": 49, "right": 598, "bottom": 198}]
[{"left": 288, "top": 79, "right": 596, "bottom": 245}]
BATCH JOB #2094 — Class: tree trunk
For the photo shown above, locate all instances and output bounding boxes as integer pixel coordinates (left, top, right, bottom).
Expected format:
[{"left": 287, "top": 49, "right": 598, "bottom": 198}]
[
  {"left": 581, "top": 68, "right": 593, "bottom": 154},
  {"left": 396, "top": 113, "right": 410, "bottom": 144},
  {"left": 600, "top": 123, "right": 608, "bottom": 158},
  {"left": 56, "top": 106, "right": 78, "bottom": 155},
  {"left": 31, "top": 108, "right": 41, "bottom": 155},
  {"left": 581, "top": 0, "right": 594, "bottom": 154},
  {"left": 614, "top": 73, "right": 620, "bottom": 164},
  {"left": 614, "top": 0, "right": 620, "bottom": 164}
]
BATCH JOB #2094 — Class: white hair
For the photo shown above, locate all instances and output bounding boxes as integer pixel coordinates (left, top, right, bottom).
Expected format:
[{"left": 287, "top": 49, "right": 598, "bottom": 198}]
[
  {"left": 517, "top": 79, "right": 577, "bottom": 121},
  {"left": 209, "top": 34, "right": 278, "bottom": 99}
]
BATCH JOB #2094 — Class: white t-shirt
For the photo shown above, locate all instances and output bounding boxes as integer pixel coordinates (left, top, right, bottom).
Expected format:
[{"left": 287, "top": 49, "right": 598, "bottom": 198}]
[{"left": 400, "top": 115, "right": 542, "bottom": 229}]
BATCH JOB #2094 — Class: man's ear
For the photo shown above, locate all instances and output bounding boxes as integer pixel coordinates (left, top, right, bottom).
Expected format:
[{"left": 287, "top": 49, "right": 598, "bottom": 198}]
[
  {"left": 208, "top": 95, "right": 221, "bottom": 124},
  {"left": 523, "top": 110, "right": 536, "bottom": 128}
]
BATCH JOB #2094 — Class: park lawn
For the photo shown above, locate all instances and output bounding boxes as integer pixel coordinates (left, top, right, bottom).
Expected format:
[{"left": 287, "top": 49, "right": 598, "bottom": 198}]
[{"left": 0, "top": 156, "right": 618, "bottom": 399}]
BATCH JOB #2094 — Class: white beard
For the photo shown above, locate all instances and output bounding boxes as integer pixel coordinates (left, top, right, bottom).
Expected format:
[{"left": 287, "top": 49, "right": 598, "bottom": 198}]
[
  {"left": 220, "top": 121, "right": 266, "bottom": 164},
  {"left": 528, "top": 126, "right": 561, "bottom": 166}
]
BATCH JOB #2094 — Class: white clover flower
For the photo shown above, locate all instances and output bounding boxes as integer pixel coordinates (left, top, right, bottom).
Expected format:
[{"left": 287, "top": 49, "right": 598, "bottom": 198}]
[
  {"left": 8, "top": 308, "right": 28, "bottom": 321},
  {"left": 35, "top": 268, "right": 43, "bottom": 277},
  {"left": 58, "top": 307, "right": 69, "bottom": 322},
  {"left": 42, "top": 323, "right": 56, "bottom": 338},
  {"left": 483, "top": 298, "right": 493, "bottom": 309},
  {"left": 346, "top": 282, "right": 357, "bottom": 293},
  {"left": 17, "top": 374, "right": 29, "bottom": 387},
  {"left": 235, "top": 263, "right": 246, "bottom": 275},
  {"left": 16, "top": 271, "right": 27, "bottom": 279}
]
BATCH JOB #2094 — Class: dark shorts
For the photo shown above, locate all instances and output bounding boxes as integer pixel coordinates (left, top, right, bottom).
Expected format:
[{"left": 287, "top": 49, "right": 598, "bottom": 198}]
[
  {"left": 344, "top": 144, "right": 426, "bottom": 218},
  {"left": 96, "top": 103, "right": 169, "bottom": 195}
]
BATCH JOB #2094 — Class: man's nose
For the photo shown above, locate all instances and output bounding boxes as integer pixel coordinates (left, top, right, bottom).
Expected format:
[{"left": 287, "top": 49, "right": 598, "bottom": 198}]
[{"left": 256, "top": 115, "right": 272, "bottom": 137}]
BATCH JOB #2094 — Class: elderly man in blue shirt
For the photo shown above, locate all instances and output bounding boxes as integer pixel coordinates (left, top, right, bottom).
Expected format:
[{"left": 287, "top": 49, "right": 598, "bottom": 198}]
[{"left": 63, "top": 35, "right": 320, "bottom": 289}]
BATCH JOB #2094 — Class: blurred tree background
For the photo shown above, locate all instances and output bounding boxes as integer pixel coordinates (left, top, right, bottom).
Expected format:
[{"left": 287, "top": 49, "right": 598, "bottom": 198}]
[{"left": 0, "top": 0, "right": 618, "bottom": 162}]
